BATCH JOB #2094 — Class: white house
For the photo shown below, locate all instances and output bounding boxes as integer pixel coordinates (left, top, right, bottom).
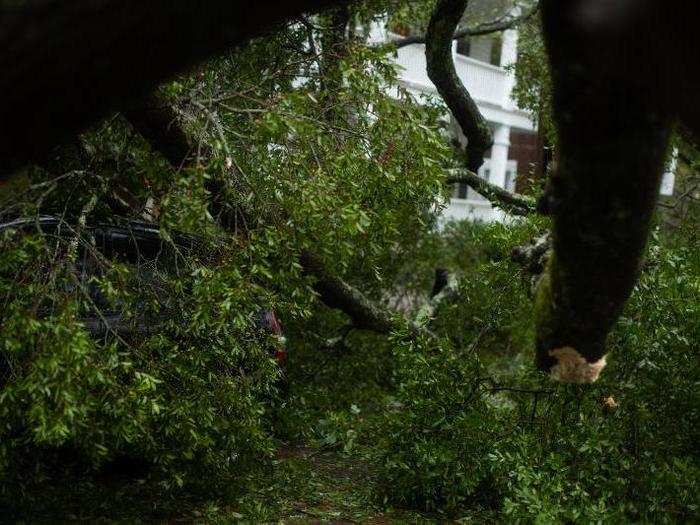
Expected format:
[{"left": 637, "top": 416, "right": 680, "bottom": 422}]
[{"left": 370, "top": 7, "right": 676, "bottom": 223}]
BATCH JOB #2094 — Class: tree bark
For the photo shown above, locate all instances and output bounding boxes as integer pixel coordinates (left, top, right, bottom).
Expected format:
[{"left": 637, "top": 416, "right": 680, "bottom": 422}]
[
  {"left": 425, "top": 0, "right": 534, "bottom": 215},
  {"left": 446, "top": 169, "right": 536, "bottom": 216},
  {"left": 0, "top": 0, "right": 348, "bottom": 177},
  {"left": 425, "top": 0, "right": 492, "bottom": 172},
  {"left": 534, "top": 0, "right": 678, "bottom": 379},
  {"left": 299, "top": 251, "right": 396, "bottom": 334}
]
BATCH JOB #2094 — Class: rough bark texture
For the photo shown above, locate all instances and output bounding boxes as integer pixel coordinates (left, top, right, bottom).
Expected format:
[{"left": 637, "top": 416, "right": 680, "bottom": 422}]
[
  {"left": 534, "top": 0, "right": 699, "bottom": 376},
  {"left": 512, "top": 232, "right": 550, "bottom": 276},
  {"left": 425, "top": 0, "right": 492, "bottom": 172},
  {"left": 424, "top": 0, "right": 532, "bottom": 217},
  {"left": 0, "top": 0, "right": 348, "bottom": 177},
  {"left": 300, "top": 251, "right": 396, "bottom": 334}
]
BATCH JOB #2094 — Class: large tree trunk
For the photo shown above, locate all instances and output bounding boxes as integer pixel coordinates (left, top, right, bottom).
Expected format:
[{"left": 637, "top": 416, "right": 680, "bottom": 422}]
[{"left": 533, "top": 0, "right": 699, "bottom": 382}]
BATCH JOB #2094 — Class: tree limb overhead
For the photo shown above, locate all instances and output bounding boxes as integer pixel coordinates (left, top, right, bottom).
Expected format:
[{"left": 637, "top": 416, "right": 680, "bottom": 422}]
[
  {"left": 533, "top": 0, "right": 694, "bottom": 378},
  {"left": 392, "top": 1, "right": 539, "bottom": 49},
  {"left": 0, "top": 0, "right": 349, "bottom": 178},
  {"left": 425, "top": 0, "right": 493, "bottom": 172}
]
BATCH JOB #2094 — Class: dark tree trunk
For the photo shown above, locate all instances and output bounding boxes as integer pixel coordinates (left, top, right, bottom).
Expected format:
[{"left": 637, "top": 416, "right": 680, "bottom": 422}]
[
  {"left": 425, "top": 0, "right": 492, "bottom": 172},
  {"left": 534, "top": 0, "right": 699, "bottom": 381}
]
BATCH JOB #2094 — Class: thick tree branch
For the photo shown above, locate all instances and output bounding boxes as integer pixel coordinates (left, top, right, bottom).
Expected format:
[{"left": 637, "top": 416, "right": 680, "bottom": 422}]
[
  {"left": 511, "top": 232, "right": 550, "bottom": 275},
  {"left": 446, "top": 169, "right": 536, "bottom": 215},
  {"left": 299, "top": 251, "right": 396, "bottom": 334},
  {"left": 429, "top": 268, "right": 450, "bottom": 298},
  {"left": 319, "top": 6, "right": 350, "bottom": 93},
  {"left": 414, "top": 270, "right": 460, "bottom": 327},
  {"left": 0, "top": 0, "right": 350, "bottom": 178},
  {"left": 392, "top": 1, "right": 539, "bottom": 49},
  {"left": 425, "top": 0, "right": 538, "bottom": 216},
  {"left": 124, "top": 96, "right": 410, "bottom": 336},
  {"left": 426, "top": 0, "right": 492, "bottom": 172},
  {"left": 534, "top": 0, "right": 684, "bottom": 381}
]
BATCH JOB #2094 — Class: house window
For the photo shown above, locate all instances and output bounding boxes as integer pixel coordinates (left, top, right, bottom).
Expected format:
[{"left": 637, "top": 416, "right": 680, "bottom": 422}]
[
  {"left": 490, "top": 33, "right": 502, "bottom": 66},
  {"left": 453, "top": 182, "right": 468, "bottom": 200},
  {"left": 457, "top": 35, "right": 502, "bottom": 67},
  {"left": 456, "top": 36, "right": 470, "bottom": 57}
]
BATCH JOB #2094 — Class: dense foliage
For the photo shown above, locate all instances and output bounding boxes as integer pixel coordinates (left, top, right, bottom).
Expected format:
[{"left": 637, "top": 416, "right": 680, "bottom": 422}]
[
  {"left": 375, "top": 221, "right": 699, "bottom": 521},
  {"left": 0, "top": 5, "right": 449, "bottom": 503},
  {"left": 0, "top": 1, "right": 697, "bottom": 521}
]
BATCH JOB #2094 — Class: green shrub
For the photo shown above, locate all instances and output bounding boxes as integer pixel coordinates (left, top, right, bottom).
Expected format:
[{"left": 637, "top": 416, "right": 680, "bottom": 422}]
[
  {"left": 378, "top": 334, "right": 502, "bottom": 514},
  {"left": 376, "top": 223, "right": 699, "bottom": 521},
  {"left": 0, "top": 231, "right": 280, "bottom": 500},
  {"left": 0, "top": 21, "right": 451, "bottom": 508}
]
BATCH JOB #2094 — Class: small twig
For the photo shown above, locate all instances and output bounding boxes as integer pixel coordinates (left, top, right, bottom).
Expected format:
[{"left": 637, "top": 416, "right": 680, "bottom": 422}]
[
  {"left": 388, "top": 1, "right": 540, "bottom": 49},
  {"left": 67, "top": 183, "right": 104, "bottom": 264}
]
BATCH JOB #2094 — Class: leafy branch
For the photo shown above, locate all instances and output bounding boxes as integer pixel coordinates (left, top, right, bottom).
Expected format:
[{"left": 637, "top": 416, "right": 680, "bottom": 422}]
[{"left": 390, "top": 1, "right": 540, "bottom": 49}]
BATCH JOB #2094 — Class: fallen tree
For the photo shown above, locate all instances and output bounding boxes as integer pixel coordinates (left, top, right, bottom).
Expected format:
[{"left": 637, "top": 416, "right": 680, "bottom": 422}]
[
  {"left": 1, "top": 0, "right": 697, "bottom": 384},
  {"left": 123, "top": 94, "right": 410, "bottom": 336},
  {"left": 534, "top": 0, "right": 699, "bottom": 381},
  {"left": 0, "top": 0, "right": 349, "bottom": 176},
  {"left": 424, "top": 0, "right": 698, "bottom": 382}
]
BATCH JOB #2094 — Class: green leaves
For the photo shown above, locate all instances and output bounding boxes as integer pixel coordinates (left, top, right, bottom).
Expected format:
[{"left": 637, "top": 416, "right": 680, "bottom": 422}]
[
  {"left": 374, "top": 221, "right": 699, "bottom": 520},
  {"left": 0, "top": 227, "right": 280, "bottom": 494},
  {"left": 1, "top": 3, "right": 697, "bottom": 521}
]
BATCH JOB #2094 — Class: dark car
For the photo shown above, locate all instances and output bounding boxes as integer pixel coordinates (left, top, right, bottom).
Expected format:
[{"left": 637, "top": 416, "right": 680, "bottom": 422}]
[{"left": 0, "top": 217, "right": 285, "bottom": 360}]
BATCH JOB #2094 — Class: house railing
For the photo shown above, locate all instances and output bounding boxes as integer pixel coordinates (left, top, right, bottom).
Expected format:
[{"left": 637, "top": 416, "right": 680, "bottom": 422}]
[
  {"left": 390, "top": 34, "right": 510, "bottom": 108},
  {"left": 453, "top": 54, "right": 508, "bottom": 107}
]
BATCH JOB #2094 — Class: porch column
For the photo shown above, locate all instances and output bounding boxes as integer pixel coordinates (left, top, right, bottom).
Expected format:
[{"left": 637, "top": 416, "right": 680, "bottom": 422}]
[
  {"left": 500, "top": 23, "right": 519, "bottom": 109},
  {"left": 489, "top": 124, "right": 511, "bottom": 189}
]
